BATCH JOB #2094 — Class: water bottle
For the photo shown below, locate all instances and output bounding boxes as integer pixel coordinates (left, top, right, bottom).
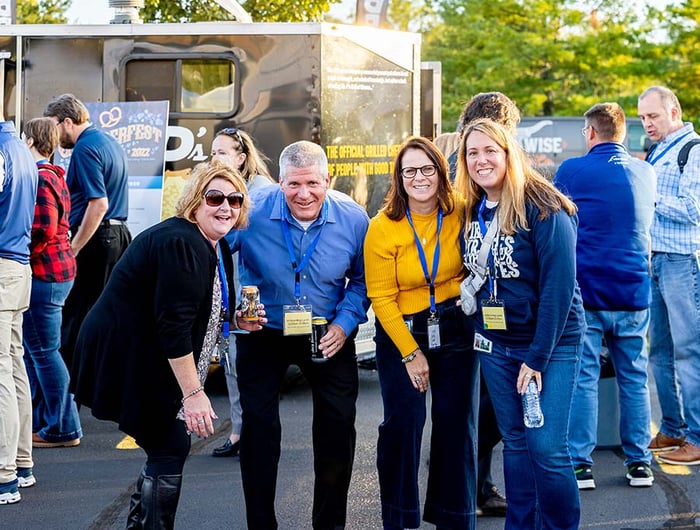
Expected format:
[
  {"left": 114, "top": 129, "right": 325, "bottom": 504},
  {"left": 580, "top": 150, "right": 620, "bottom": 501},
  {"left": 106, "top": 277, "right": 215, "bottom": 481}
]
[{"left": 522, "top": 378, "right": 544, "bottom": 428}]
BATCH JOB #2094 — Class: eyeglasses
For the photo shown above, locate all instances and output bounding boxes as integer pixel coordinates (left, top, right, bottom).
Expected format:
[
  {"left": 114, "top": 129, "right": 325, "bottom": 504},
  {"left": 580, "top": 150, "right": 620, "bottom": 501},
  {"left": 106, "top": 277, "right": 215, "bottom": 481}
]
[
  {"left": 218, "top": 127, "right": 247, "bottom": 153},
  {"left": 581, "top": 125, "right": 594, "bottom": 136},
  {"left": 401, "top": 165, "right": 437, "bottom": 179},
  {"left": 203, "top": 189, "right": 244, "bottom": 209}
]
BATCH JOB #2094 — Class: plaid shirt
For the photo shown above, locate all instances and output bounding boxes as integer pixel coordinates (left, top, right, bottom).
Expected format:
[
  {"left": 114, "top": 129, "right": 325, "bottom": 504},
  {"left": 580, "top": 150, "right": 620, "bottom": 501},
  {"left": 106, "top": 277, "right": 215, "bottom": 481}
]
[
  {"left": 649, "top": 123, "right": 700, "bottom": 254},
  {"left": 30, "top": 161, "right": 77, "bottom": 282}
]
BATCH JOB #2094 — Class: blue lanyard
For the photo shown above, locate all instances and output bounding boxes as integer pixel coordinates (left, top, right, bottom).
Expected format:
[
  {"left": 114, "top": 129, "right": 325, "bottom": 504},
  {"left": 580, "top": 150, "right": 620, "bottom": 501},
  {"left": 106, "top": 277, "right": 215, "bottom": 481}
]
[
  {"left": 477, "top": 197, "right": 496, "bottom": 294},
  {"left": 280, "top": 199, "right": 328, "bottom": 303},
  {"left": 217, "top": 243, "right": 230, "bottom": 339},
  {"left": 406, "top": 206, "right": 443, "bottom": 315},
  {"left": 647, "top": 131, "right": 692, "bottom": 166}
]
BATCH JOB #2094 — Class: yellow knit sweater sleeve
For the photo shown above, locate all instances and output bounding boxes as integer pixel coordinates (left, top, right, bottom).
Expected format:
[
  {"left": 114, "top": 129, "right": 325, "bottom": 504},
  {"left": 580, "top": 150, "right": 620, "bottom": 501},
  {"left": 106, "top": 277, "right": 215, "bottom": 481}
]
[{"left": 364, "top": 206, "right": 465, "bottom": 357}]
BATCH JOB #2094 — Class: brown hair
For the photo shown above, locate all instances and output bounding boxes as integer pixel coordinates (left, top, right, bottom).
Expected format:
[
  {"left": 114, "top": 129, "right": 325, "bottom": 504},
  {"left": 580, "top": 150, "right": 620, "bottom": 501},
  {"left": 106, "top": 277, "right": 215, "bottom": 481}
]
[
  {"left": 584, "top": 102, "right": 626, "bottom": 143},
  {"left": 23, "top": 117, "right": 59, "bottom": 158},
  {"left": 43, "top": 93, "right": 90, "bottom": 125},
  {"left": 175, "top": 159, "right": 250, "bottom": 229},
  {"left": 456, "top": 119, "right": 576, "bottom": 235},
  {"left": 458, "top": 92, "right": 521, "bottom": 134},
  {"left": 382, "top": 136, "right": 455, "bottom": 221}
]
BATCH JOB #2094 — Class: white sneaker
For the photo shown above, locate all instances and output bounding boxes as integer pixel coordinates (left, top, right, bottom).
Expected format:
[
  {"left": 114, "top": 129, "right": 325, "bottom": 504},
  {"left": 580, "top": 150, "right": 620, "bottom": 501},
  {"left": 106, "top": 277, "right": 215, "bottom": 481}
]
[{"left": 0, "top": 488, "right": 21, "bottom": 505}]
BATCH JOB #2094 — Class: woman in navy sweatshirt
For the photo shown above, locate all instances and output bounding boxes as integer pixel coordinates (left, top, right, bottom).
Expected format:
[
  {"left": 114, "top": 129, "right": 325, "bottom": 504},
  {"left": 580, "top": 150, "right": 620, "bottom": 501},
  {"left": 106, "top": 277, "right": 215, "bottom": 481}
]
[{"left": 455, "top": 118, "right": 585, "bottom": 529}]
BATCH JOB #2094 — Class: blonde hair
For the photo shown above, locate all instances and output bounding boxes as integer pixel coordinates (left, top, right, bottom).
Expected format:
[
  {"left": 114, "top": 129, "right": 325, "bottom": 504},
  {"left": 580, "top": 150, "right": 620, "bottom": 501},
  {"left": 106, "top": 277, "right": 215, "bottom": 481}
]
[
  {"left": 175, "top": 159, "right": 250, "bottom": 229},
  {"left": 455, "top": 119, "right": 576, "bottom": 234}
]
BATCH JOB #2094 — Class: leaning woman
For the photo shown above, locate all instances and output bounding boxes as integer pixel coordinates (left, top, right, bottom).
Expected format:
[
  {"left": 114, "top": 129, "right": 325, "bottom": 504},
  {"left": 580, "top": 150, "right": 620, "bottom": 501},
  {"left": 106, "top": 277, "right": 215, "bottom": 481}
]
[
  {"left": 364, "top": 136, "right": 479, "bottom": 529},
  {"left": 71, "top": 160, "right": 265, "bottom": 528},
  {"left": 455, "top": 118, "right": 585, "bottom": 529}
]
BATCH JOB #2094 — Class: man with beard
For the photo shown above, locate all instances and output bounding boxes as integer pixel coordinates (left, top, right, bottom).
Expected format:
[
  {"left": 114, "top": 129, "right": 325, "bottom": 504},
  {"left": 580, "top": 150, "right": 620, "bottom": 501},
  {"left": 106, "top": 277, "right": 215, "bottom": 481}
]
[{"left": 44, "top": 94, "right": 130, "bottom": 374}]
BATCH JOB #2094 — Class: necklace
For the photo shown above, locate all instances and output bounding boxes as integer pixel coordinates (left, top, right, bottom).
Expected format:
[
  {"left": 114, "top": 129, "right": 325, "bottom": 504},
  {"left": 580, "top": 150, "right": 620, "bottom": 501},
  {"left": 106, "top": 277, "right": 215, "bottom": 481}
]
[{"left": 417, "top": 216, "right": 436, "bottom": 245}]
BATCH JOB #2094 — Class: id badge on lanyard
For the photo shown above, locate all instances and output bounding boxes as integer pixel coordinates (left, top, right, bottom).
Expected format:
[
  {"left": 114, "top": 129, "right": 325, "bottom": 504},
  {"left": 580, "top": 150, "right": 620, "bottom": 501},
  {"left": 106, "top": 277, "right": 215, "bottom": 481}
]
[
  {"left": 280, "top": 200, "right": 326, "bottom": 336},
  {"left": 406, "top": 207, "right": 444, "bottom": 349},
  {"left": 283, "top": 304, "right": 313, "bottom": 335}
]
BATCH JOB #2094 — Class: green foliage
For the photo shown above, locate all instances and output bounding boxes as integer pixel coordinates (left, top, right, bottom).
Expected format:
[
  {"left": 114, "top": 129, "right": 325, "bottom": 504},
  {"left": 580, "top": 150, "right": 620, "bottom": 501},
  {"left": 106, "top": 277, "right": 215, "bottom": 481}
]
[
  {"left": 140, "top": 0, "right": 234, "bottom": 23},
  {"left": 663, "top": 0, "right": 700, "bottom": 122},
  {"left": 17, "top": 0, "right": 70, "bottom": 24},
  {"left": 140, "top": 0, "right": 341, "bottom": 23},
  {"left": 387, "top": 0, "right": 439, "bottom": 32},
  {"left": 420, "top": 0, "right": 688, "bottom": 129}
]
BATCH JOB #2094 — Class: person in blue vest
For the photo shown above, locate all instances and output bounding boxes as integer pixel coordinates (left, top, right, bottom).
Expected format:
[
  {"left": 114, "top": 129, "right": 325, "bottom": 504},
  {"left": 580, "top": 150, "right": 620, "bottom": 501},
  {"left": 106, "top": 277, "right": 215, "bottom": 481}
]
[
  {"left": 0, "top": 104, "right": 39, "bottom": 505},
  {"left": 554, "top": 102, "right": 657, "bottom": 488},
  {"left": 638, "top": 86, "right": 700, "bottom": 465}
]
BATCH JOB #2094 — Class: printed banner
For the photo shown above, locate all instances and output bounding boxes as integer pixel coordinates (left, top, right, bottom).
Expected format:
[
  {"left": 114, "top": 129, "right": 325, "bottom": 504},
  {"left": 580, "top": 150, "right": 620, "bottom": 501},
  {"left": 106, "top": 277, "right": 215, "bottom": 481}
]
[{"left": 54, "top": 100, "right": 169, "bottom": 236}]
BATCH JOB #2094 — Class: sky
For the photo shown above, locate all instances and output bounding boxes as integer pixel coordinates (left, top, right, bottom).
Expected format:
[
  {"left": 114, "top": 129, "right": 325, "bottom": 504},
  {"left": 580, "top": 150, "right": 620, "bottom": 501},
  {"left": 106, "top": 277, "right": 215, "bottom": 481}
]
[{"left": 65, "top": 0, "right": 356, "bottom": 24}]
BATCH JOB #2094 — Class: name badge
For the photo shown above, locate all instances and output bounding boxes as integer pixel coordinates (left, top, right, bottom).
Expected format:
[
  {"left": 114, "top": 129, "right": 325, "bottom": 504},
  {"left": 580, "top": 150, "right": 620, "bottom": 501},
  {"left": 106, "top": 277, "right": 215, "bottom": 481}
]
[
  {"left": 427, "top": 315, "right": 441, "bottom": 349},
  {"left": 283, "top": 304, "right": 312, "bottom": 335},
  {"left": 482, "top": 300, "right": 507, "bottom": 330},
  {"left": 474, "top": 332, "right": 492, "bottom": 353}
]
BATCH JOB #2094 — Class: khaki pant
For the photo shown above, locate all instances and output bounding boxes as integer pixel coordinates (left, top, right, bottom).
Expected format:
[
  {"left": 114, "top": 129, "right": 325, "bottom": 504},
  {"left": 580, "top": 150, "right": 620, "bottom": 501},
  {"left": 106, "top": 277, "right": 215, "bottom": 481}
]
[{"left": 0, "top": 257, "right": 33, "bottom": 483}]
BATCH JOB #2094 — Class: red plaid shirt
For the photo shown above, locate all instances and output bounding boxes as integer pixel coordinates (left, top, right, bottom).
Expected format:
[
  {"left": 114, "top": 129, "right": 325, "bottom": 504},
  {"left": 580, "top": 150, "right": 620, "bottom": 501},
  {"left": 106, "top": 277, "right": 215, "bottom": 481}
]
[{"left": 30, "top": 162, "right": 77, "bottom": 282}]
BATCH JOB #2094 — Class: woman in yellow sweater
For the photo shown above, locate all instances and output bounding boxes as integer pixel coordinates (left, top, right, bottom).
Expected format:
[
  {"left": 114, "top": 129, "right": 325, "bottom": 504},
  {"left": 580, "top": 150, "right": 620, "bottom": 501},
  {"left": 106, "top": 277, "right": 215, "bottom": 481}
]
[{"left": 364, "top": 136, "right": 479, "bottom": 529}]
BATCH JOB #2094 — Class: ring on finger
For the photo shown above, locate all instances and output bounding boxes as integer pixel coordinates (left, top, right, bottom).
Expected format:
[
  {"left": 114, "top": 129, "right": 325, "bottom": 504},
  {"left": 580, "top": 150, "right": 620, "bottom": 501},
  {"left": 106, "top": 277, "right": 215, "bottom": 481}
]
[
  {"left": 414, "top": 376, "right": 422, "bottom": 382},
  {"left": 197, "top": 419, "right": 205, "bottom": 424}
]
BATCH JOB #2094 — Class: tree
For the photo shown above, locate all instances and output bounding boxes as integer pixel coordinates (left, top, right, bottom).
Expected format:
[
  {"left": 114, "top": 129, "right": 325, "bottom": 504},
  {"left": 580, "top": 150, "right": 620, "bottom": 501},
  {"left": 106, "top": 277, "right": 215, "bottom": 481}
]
[
  {"left": 660, "top": 0, "right": 700, "bottom": 125},
  {"left": 17, "top": 0, "right": 71, "bottom": 24},
  {"left": 141, "top": 0, "right": 342, "bottom": 23},
  {"left": 423, "top": 0, "right": 662, "bottom": 128}
]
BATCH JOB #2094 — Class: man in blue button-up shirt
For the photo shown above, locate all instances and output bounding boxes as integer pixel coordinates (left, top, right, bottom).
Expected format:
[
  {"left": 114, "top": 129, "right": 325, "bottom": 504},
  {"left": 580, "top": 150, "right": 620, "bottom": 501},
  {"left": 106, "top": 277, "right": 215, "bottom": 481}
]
[
  {"left": 638, "top": 86, "right": 700, "bottom": 466},
  {"left": 227, "top": 140, "right": 370, "bottom": 529}
]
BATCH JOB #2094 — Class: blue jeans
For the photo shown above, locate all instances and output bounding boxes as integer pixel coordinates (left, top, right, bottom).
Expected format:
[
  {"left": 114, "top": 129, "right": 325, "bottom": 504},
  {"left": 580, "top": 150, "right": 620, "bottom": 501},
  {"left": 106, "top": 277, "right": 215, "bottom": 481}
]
[
  {"left": 480, "top": 341, "right": 581, "bottom": 530},
  {"left": 22, "top": 278, "right": 82, "bottom": 442},
  {"left": 569, "top": 309, "right": 652, "bottom": 467},
  {"left": 649, "top": 252, "right": 700, "bottom": 446},
  {"left": 375, "top": 301, "right": 479, "bottom": 530}
]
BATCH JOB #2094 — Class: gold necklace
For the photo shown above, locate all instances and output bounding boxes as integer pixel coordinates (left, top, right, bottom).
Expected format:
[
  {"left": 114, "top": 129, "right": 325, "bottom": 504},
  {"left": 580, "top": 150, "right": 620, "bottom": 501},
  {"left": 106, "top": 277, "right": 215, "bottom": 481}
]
[{"left": 418, "top": 216, "right": 436, "bottom": 245}]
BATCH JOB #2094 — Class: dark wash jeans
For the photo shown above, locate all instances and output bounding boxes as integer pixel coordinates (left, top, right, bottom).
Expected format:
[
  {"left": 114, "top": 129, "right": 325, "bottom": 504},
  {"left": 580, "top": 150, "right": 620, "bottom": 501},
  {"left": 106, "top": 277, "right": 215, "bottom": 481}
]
[
  {"left": 23, "top": 278, "right": 81, "bottom": 442},
  {"left": 480, "top": 340, "right": 581, "bottom": 530},
  {"left": 375, "top": 299, "right": 479, "bottom": 530}
]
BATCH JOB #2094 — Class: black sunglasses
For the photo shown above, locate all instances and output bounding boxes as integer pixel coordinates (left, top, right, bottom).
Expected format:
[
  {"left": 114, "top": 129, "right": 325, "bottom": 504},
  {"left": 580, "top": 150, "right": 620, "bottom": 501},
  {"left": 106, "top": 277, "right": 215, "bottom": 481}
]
[
  {"left": 218, "top": 127, "right": 247, "bottom": 153},
  {"left": 204, "top": 189, "right": 244, "bottom": 209}
]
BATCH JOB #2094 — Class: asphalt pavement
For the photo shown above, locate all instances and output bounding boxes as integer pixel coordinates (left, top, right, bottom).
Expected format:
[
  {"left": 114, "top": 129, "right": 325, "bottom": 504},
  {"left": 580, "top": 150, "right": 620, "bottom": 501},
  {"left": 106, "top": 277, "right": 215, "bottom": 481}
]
[{"left": 3, "top": 367, "right": 699, "bottom": 529}]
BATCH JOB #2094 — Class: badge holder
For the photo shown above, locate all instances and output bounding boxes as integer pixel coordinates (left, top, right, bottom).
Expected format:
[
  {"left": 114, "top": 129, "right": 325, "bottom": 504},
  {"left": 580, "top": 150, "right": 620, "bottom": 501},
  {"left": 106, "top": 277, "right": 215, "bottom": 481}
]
[
  {"left": 481, "top": 298, "right": 507, "bottom": 330},
  {"left": 427, "top": 313, "right": 441, "bottom": 349},
  {"left": 283, "top": 304, "right": 313, "bottom": 335}
]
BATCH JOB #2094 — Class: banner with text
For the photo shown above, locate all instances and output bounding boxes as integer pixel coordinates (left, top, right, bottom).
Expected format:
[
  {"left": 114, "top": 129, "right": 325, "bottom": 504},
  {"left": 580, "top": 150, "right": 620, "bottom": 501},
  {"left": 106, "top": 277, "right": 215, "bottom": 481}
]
[{"left": 54, "top": 100, "right": 169, "bottom": 236}]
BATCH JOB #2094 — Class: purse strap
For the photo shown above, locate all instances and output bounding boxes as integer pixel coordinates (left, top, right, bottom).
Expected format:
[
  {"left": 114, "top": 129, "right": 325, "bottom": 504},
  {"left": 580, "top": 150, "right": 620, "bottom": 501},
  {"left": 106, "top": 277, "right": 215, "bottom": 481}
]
[{"left": 473, "top": 211, "right": 499, "bottom": 277}]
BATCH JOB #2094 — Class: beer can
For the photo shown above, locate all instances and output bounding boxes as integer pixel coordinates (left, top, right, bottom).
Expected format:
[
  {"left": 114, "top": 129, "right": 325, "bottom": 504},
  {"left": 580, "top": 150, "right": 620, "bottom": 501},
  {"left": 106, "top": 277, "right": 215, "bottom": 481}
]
[
  {"left": 240, "top": 285, "right": 260, "bottom": 322},
  {"left": 311, "top": 317, "right": 329, "bottom": 362}
]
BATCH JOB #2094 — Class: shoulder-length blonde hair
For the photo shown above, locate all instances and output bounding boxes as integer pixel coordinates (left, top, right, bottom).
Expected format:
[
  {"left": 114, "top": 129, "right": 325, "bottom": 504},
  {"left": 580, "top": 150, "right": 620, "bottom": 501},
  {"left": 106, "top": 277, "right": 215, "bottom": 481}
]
[
  {"left": 454, "top": 118, "right": 576, "bottom": 234},
  {"left": 175, "top": 160, "right": 251, "bottom": 229},
  {"left": 382, "top": 136, "right": 456, "bottom": 221}
]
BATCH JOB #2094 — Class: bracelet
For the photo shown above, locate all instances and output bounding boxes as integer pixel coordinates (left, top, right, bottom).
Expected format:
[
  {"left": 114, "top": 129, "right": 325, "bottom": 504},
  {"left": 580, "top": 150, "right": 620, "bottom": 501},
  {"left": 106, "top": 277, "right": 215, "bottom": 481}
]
[
  {"left": 401, "top": 350, "right": 418, "bottom": 364},
  {"left": 181, "top": 385, "right": 204, "bottom": 404}
]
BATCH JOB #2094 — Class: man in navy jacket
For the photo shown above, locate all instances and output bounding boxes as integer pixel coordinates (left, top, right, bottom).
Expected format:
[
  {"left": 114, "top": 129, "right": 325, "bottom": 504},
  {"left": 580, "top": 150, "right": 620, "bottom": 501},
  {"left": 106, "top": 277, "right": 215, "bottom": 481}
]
[{"left": 555, "top": 102, "right": 656, "bottom": 489}]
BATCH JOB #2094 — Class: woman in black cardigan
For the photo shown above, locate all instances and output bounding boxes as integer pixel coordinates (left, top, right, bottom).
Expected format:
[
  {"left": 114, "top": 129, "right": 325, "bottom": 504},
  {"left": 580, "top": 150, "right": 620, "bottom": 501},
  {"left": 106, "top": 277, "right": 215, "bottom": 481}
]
[{"left": 71, "top": 160, "right": 265, "bottom": 529}]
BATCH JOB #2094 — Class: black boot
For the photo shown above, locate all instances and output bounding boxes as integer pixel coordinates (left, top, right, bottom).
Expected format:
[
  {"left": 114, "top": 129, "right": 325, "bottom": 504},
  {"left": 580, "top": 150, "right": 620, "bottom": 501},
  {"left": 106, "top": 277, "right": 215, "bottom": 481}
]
[
  {"left": 125, "top": 468, "right": 146, "bottom": 529},
  {"left": 139, "top": 474, "right": 183, "bottom": 530}
]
